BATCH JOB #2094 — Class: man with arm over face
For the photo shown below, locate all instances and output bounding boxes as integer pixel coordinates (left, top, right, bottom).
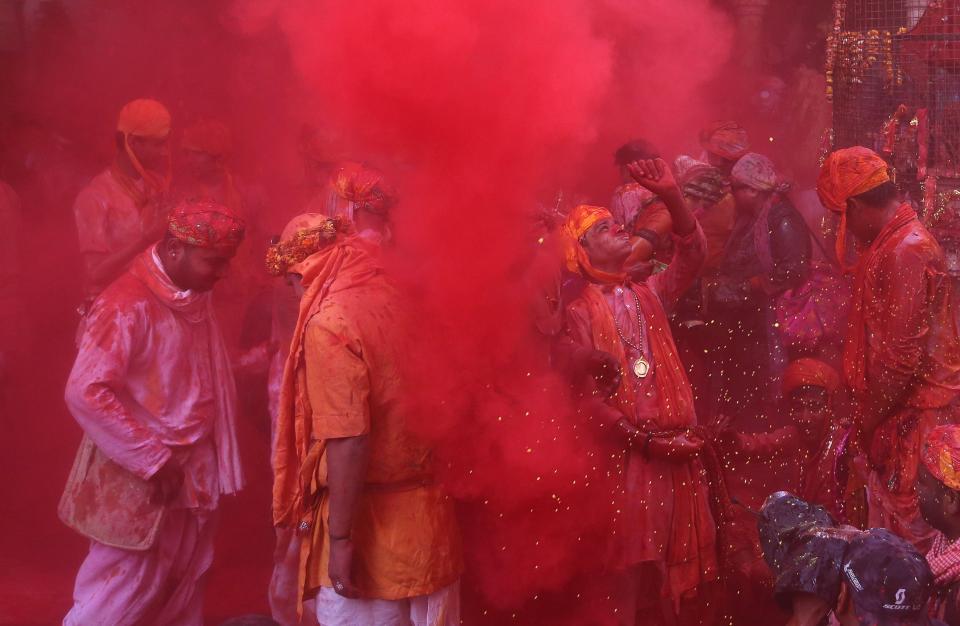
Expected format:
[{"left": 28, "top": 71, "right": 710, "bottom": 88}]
[{"left": 562, "top": 159, "right": 718, "bottom": 625}]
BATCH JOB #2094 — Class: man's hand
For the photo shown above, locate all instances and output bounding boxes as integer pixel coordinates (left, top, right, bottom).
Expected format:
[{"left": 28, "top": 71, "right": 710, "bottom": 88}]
[
  {"left": 151, "top": 457, "right": 184, "bottom": 505},
  {"left": 584, "top": 349, "right": 622, "bottom": 398},
  {"left": 647, "top": 432, "right": 704, "bottom": 462},
  {"left": 708, "top": 414, "right": 734, "bottom": 434},
  {"left": 328, "top": 537, "right": 361, "bottom": 598},
  {"left": 627, "top": 158, "right": 681, "bottom": 201}
]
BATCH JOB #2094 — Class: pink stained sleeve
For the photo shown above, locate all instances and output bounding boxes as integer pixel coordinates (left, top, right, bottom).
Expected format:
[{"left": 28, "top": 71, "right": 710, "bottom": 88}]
[{"left": 64, "top": 298, "right": 171, "bottom": 479}]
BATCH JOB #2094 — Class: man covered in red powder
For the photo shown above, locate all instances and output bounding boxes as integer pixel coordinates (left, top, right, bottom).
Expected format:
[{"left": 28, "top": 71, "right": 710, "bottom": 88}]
[
  {"left": 269, "top": 213, "right": 462, "bottom": 625},
  {"left": 60, "top": 200, "right": 246, "bottom": 625},
  {"left": 713, "top": 358, "right": 859, "bottom": 524},
  {"left": 817, "top": 147, "right": 960, "bottom": 550},
  {"left": 561, "top": 159, "right": 718, "bottom": 625},
  {"left": 73, "top": 98, "right": 174, "bottom": 299}
]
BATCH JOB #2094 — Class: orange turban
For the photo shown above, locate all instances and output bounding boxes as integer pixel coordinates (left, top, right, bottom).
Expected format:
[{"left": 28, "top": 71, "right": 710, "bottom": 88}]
[
  {"left": 816, "top": 147, "right": 890, "bottom": 213},
  {"left": 921, "top": 425, "right": 960, "bottom": 491},
  {"left": 782, "top": 358, "right": 841, "bottom": 396},
  {"left": 116, "top": 98, "right": 172, "bottom": 195},
  {"left": 816, "top": 147, "right": 891, "bottom": 272},
  {"left": 167, "top": 200, "right": 245, "bottom": 253},
  {"left": 699, "top": 121, "right": 750, "bottom": 161},
  {"left": 559, "top": 204, "right": 625, "bottom": 284},
  {"left": 182, "top": 119, "right": 233, "bottom": 156},
  {"left": 117, "top": 98, "right": 172, "bottom": 139}
]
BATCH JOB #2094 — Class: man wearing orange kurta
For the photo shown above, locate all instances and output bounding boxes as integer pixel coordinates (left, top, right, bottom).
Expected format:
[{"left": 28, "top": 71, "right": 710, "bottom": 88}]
[
  {"left": 562, "top": 159, "right": 718, "bottom": 625},
  {"left": 62, "top": 200, "right": 246, "bottom": 625},
  {"left": 73, "top": 98, "right": 174, "bottom": 299},
  {"left": 269, "top": 213, "right": 462, "bottom": 625},
  {"left": 818, "top": 147, "right": 960, "bottom": 551}
]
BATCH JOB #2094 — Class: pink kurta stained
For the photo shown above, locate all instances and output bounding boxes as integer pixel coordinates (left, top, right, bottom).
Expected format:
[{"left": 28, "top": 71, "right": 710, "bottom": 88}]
[{"left": 63, "top": 247, "right": 243, "bottom": 625}]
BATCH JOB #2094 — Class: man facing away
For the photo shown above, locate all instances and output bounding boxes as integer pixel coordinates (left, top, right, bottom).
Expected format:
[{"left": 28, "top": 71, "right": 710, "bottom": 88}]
[
  {"left": 561, "top": 159, "right": 718, "bottom": 625},
  {"left": 73, "top": 98, "right": 174, "bottom": 300},
  {"left": 817, "top": 147, "right": 960, "bottom": 551},
  {"left": 269, "top": 213, "right": 462, "bottom": 626},
  {"left": 61, "top": 200, "right": 246, "bottom": 625}
]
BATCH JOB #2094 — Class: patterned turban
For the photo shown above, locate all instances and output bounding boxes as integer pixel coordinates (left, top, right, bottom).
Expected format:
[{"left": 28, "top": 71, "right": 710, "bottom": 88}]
[
  {"left": 182, "top": 119, "right": 233, "bottom": 156},
  {"left": 167, "top": 200, "right": 245, "bottom": 253},
  {"left": 117, "top": 98, "right": 172, "bottom": 140},
  {"left": 265, "top": 212, "right": 351, "bottom": 276},
  {"left": 675, "top": 155, "right": 728, "bottom": 205},
  {"left": 731, "top": 153, "right": 782, "bottom": 193},
  {"left": 699, "top": 120, "right": 750, "bottom": 161},
  {"left": 782, "top": 358, "right": 841, "bottom": 396},
  {"left": 816, "top": 147, "right": 890, "bottom": 213},
  {"left": 922, "top": 425, "right": 960, "bottom": 491}
]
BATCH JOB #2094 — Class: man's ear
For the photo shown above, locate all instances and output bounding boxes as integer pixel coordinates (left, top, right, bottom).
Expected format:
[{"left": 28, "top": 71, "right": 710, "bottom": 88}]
[{"left": 162, "top": 236, "right": 185, "bottom": 258}]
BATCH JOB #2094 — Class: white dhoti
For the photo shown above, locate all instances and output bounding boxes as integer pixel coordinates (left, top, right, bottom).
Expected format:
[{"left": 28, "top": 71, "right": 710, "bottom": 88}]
[
  {"left": 315, "top": 580, "right": 460, "bottom": 626},
  {"left": 64, "top": 509, "right": 216, "bottom": 626}
]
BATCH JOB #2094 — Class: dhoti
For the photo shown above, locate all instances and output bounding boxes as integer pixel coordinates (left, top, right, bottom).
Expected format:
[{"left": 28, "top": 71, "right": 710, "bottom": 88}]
[{"left": 64, "top": 508, "right": 216, "bottom": 626}]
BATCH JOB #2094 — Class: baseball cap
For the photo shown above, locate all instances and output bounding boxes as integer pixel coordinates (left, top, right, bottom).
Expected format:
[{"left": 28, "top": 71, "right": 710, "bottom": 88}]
[{"left": 841, "top": 529, "right": 935, "bottom": 625}]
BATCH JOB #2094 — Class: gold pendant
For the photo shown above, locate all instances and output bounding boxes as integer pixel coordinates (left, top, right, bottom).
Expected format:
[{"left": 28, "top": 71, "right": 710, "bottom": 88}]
[{"left": 633, "top": 357, "right": 650, "bottom": 379}]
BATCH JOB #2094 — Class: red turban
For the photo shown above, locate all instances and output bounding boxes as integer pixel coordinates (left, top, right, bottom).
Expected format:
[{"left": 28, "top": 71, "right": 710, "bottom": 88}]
[
  {"left": 816, "top": 147, "right": 891, "bottom": 271},
  {"left": 922, "top": 425, "right": 960, "bottom": 491},
  {"left": 699, "top": 121, "right": 750, "bottom": 161},
  {"left": 782, "top": 358, "right": 841, "bottom": 396},
  {"left": 559, "top": 204, "right": 626, "bottom": 284},
  {"left": 181, "top": 119, "right": 233, "bottom": 156},
  {"left": 168, "top": 200, "right": 245, "bottom": 253}
]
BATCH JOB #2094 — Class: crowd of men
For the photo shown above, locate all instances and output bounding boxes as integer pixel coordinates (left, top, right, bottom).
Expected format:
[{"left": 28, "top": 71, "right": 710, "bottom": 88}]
[{"left": 6, "top": 96, "right": 956, "bottom": 625}]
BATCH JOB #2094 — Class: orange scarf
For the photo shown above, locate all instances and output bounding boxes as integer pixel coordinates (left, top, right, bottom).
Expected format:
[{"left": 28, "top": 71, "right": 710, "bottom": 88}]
[
  {"left": 579, "top": 281, "right": 697, "bottom": 430},
  {"left": 272, "top": 237, "right": 383, "bottom": 527},
  {"left": 843, "top": 203, "right": 918, "bottom": 396}
]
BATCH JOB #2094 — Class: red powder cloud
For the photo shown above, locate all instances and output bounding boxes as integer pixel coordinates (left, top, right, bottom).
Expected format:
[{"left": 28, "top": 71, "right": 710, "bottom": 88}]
[{"left": 233, "top": 0, "right": 733, "bottom": 619}]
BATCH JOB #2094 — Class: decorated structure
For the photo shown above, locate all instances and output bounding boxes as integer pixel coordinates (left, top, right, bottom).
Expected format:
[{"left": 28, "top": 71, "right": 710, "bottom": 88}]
[{"left": 827, "top": 0, "right": 960, "bottom": 272}]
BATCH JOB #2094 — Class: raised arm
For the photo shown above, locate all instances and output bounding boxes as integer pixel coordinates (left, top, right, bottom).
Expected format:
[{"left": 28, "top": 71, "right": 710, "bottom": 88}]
[{"left": 627, "top": 159, "right": 706, "bottom": 309}]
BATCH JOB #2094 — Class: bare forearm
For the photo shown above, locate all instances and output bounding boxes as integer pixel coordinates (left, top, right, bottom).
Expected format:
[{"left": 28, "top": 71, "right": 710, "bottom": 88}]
[
  {"left": 661, "top": 189, "right": 697, "bottom": 236},
  {"left": 326, "top": 435, "right": 370, "bottom": 538}
]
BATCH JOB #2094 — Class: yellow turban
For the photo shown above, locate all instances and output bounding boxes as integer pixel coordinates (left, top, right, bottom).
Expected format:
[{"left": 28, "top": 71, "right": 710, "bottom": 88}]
[{"left": 559, "top": 204, "right": 626, "bottom": 284}]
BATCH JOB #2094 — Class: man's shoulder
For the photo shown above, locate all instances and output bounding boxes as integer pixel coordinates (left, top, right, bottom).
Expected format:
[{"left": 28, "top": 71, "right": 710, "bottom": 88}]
[
  {"left": 882, "top": 220, "right": 943, "bottom": 267},
  {"left": 74, "top": 169, "right": 115, "bottom": 206},
  {"left": 91, "top": 271, "right": 153, "bottom": 314}
]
